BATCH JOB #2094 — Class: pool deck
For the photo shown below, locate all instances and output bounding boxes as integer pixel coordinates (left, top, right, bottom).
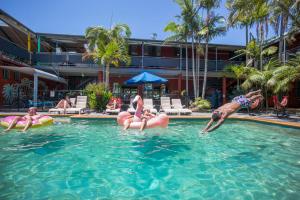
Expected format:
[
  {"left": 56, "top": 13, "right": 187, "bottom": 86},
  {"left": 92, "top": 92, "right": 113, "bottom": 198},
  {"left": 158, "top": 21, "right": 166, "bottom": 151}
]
[{"left": 1, "top": 112, "right": 300, "bottom": 129}]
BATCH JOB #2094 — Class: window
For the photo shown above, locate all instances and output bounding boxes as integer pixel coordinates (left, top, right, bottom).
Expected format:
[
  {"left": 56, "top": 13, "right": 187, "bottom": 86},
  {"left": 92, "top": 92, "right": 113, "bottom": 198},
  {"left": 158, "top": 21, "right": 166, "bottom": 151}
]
[
  {"left": 144, "top": 45, "right": 160, "bottom": 57},
  {"left": 2, "top": 69, "right": 9, "bottom": 80},
  {"left": 113, "top": 82, "right": 121, "bottom": 95},
  {"left": 14, "top": 71, "right": 20, "bottom": 81},
  {"left": 129, "top": 45, "right": 138, "bottom": 56}
]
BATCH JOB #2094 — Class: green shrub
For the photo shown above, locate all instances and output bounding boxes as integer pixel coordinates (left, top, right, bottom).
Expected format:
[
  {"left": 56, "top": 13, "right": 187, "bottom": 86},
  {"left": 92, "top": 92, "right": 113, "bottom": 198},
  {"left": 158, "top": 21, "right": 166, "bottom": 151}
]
[
  {"left": 190, "top": 97, "right": 211, "bottom": 111},
  {"left": 84, "top": 83, "right": 112, "bottom": 111}
]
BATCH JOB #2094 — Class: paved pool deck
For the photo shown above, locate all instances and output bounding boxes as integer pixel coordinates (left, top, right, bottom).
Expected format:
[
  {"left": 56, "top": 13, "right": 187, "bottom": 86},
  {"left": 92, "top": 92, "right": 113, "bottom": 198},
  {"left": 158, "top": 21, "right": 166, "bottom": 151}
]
[{"left": 1, "top": 111, "right": 300, "bottom": 129}]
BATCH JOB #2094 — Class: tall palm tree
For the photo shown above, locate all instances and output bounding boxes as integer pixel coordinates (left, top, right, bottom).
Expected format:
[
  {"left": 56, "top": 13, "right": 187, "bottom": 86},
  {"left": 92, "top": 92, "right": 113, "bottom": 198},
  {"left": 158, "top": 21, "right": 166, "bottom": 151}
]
[
  {"left": 226, "top": 0, "right": 255, "bottom": 46},
  {"left": 164, "top": 21, "right": 190, "bottom": 95},
  {"left": 270, "top": 0, "right": 293, "bottom": 62},
  {"left": 174, "top": 0, "right": 200, "bottom": 98},
  {"left": 85, "top": 24, "right": 131, "bottom": 88},
  {"left": 226, "top": 0, "right": 256, "bottom": 64},
  {"left": 198, "top": 8, "right": 226, "bottom": 98}
]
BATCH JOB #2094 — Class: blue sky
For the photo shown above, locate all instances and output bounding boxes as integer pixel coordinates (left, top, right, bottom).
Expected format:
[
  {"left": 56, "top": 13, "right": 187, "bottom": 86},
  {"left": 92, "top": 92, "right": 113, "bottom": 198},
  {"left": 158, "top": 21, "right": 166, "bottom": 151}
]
[{"left": 1, "top": 0, "right": 276, "bottom": 45}]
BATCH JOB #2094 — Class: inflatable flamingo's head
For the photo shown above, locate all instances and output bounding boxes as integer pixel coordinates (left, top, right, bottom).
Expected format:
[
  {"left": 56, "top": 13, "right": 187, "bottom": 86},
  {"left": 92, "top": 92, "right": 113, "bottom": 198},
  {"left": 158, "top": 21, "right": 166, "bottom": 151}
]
[
  {"left": 158, "top": 114, "right": 169, "bottom": 128},
  {"left": 117, "top": 111, "right": 132, "bottom": 126}
]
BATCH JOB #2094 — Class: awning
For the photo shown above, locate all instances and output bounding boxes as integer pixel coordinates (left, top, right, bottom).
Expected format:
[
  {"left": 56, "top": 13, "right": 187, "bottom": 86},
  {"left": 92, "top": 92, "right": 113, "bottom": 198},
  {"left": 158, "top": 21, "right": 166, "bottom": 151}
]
[
  {"left": 125, "top": 72, "right": 168, "bottom": 85},
  {"left": 0, "top": 66, "right": 67, "bottom": 84}
]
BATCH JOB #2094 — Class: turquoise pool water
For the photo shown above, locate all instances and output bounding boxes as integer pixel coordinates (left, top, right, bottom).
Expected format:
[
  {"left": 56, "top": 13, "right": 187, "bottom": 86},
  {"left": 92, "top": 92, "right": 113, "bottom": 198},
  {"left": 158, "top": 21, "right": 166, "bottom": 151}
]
[{"left": 0, "top": 119, "right": 299, "bottom": 199}]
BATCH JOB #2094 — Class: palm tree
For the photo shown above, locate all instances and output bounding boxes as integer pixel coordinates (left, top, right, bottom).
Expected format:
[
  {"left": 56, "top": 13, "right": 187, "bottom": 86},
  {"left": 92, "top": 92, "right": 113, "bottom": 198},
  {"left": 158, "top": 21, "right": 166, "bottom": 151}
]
[
  {"left": 225, "top": 64, "right": 252, "bottom": 90},
  {"left": 198, "top": 8, "right": 226, "bottom": 98},
  {"left": 242, "top": 58, "right": 280, "bottom": 108},
  {"left": 226, "top": 0, "right": 255, "bottom": 45},
  {"left": 235, "top": 40, "right": 277, "bottom": 68},
  {"left": 269, "top": 0, "right": 294, "bottom": 62},
  {"left": 85, "top": 24, "right": 131, "bottom": 88},
  {"left": 268, "top": 54, "right": 300, "bottom": 94},
  {"left": 164, "top": 21, "right": 190, "bottom": 95},
  {"left": 174, "top": 0, "right": 200, "bottom": 98},
  {"left": 271, "top": 0, "right": 300, "bottom": 39}
]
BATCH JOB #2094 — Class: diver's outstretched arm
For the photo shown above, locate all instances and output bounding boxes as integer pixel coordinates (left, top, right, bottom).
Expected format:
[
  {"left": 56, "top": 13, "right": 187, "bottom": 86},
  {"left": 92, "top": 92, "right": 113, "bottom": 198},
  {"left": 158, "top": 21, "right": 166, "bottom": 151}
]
[
  {"left": 202, "top": 119, "right": 214, "bottom": 133},
  {"left": 206, "top": 118, "right": 225, "bottom": 132}
]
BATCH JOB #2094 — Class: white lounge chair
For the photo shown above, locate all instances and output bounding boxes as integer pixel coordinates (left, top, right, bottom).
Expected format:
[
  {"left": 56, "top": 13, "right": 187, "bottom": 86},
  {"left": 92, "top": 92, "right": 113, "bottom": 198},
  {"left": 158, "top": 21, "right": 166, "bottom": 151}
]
[
  {"left": 49, "top": 98, "right": 76, "bottom": 114},
  {"left": 143, "top": 99, "right": 157, "bottom": 114},
  {"left": 172, "top": 99, "right": 192, "bottom": 115},
  {"left": 160, "top": 97, "right": 179, "bottom": 115},
  {"left": 66, "top": 96, "right": 87, "bottom": 114}
]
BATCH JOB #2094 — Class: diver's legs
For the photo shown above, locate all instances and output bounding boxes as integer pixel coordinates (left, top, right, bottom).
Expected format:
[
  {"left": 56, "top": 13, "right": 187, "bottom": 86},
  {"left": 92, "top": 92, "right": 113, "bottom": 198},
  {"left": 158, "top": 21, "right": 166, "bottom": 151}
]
[{"left": 245, "top": 90, "right": 262, "bottom": 98}]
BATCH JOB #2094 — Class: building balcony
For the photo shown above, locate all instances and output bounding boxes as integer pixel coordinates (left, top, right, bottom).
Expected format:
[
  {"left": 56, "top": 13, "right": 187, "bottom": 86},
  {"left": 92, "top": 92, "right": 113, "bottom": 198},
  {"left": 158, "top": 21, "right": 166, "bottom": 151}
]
[{"left": 33, "top": 52, "right": 242, "bottom": 72}]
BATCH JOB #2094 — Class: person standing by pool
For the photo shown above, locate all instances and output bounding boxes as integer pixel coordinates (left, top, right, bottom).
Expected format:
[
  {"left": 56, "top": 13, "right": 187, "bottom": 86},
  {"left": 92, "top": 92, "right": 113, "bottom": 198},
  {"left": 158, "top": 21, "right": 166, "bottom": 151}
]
[
  {"left": 202, "top": 90, "right": 263, "bottom": 133},
  {"left": 123, "top": 95, "right": 144, "bottom": 130},
  {"left": 4, "top": 107, "right": 43, "bottom": 132}
]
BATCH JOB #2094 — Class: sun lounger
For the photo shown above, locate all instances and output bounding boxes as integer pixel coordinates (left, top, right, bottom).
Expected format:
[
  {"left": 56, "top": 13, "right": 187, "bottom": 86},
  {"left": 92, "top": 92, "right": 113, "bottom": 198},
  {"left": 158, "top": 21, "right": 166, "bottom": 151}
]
[
  {"left": 172, "top": 99, "right": 192, "bottom": 115},
  {"left": 49, "top": 98, "right": 76, "bottom": 114},
  {"left": 143, "top": 99, "right": 157, "bottom": 114},
  {"left": 66, "top": 96, "right": 87, "bottom": 114},
  {"left": 160, "top": 97, "right": 179, "bottom": 115}
]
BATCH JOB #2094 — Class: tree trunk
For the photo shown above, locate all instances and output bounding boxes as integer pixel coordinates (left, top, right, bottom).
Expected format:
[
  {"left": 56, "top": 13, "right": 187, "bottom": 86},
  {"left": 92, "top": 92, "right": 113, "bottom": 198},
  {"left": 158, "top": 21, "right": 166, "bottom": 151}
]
[
  {"left": 278, "top": 13, "right": 284, "bottom": 62},
  {"left": 196, "top": 44, "right": 200, "bottom": 98},
  {"left": 185, "top": 43, "right": 189, "bottom": 96},
  {"left": 202, "top": 39, "right": 208, "bottom": 99},
  {"left": 191, "top": 32, "right": 196, "bottom": 98},
  {"left": 246, "top": 24, "right": 249, "bottom": 65},
  {"left": 105, "top": 64, "right": 110, "bottom": 89}
]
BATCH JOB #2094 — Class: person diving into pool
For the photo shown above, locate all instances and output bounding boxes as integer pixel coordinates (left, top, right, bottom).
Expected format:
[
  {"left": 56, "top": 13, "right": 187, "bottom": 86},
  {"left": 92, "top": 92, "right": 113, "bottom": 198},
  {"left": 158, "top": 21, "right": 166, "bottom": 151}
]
[{"left": 202, "top": 90, "right": 263, "bottom": 133}]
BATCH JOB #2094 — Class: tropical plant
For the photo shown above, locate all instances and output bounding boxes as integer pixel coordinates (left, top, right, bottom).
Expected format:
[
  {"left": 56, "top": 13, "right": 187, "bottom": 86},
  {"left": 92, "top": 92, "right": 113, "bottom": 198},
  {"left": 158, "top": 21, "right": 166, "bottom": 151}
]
[
  {"left": 84, "top": 24, "right": 131, "bottom": 88},
  {"left": 235, "top": 40, "right": 277, "bottom": 68},
  {"left": 173, "top": 0, "right": 200, "bottom": 97},
  {"left": 198, "top": 8, "right": 226, "bottom": 98},
  {"left": 225, "top": 64, "right": 253, "bottom": 89},
  {"left": 190, "top": 97, "right": 211, "bottom": 111},
  {"left": 267, "top": 54, "right": 300, "bottom": 94},
  {"left": 269, "top": 0, "right": 294, "bottom": 62},
  {"left": 241, "top": 58, "right": 280, "bottom": 108},
  {"left": 271, "top": 0, "right": 300, "bottom": 40},
  {"left": 2, "top": 84, "right": 17, "bottom": 105},
  {"left": 84, "top": 83, "right": 112, "bottom": 111},
  {"left": 226, "top": 0, "right": 255, "bottom": 45}
]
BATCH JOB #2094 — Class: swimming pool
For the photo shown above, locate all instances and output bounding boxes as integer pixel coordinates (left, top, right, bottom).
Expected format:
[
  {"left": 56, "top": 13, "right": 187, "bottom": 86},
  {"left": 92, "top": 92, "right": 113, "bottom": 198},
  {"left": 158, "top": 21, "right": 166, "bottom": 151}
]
[{"left": 0, "top": 119, "right": 299, "bottom": 199}]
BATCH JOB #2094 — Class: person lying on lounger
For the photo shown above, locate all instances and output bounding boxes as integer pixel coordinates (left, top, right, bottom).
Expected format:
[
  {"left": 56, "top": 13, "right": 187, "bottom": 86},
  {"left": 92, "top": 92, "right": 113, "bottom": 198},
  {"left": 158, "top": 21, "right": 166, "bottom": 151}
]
[
  {"left": 202, "top": 90, "right": 263, "bottom": 133},
  {"left": 4, "top": 107, "right": 42, "bottom": 132},
  {"left": 106, "top": 99, "right": 117, "bottom": 110},
  {"left": 55, "top": 95, "right": 72, "bottom": 114}
]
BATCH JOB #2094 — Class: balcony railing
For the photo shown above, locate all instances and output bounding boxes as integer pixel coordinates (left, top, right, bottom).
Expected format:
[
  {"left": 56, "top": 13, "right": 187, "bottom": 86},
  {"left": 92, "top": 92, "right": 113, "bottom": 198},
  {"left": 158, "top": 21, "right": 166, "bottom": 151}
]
[
  {"left": 0, "top": 36, "right": 31, "bottom": 64},
  {"left": 33, "top": 52, "right": 242, "bottom": 72}
]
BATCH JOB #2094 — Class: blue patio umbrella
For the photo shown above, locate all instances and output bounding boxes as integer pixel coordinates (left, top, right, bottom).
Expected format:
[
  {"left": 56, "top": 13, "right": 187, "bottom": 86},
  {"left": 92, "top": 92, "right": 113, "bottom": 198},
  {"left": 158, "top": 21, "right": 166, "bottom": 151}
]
[{"left": 125, "top": 72, "right": 168, "bottom": 85}]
